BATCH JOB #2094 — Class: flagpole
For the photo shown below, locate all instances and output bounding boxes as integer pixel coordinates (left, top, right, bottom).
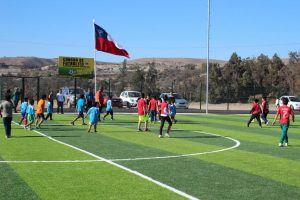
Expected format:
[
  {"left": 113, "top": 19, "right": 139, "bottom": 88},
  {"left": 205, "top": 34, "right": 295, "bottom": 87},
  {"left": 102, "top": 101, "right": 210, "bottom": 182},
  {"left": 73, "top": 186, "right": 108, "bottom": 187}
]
[
  {"left": 205, "top": 0, "right": 211, "bottom": 115},
  {"left": 93, "top": 19, "right": 97, "bottom": 95}
]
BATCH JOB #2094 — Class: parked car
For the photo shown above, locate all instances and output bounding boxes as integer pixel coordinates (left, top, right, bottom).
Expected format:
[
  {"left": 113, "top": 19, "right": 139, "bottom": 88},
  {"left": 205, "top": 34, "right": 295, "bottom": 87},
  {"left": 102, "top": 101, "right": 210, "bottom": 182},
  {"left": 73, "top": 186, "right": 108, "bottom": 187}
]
[
  {"left": 61, "top": 87, "right": 85, "bottom": 108},
  {"left": 159, "top": 92, "right": 189, "bottom": 109},
  {"left": 276, "top": 96, "right": 300, "bottom": 110},
  {"left": 120, "top": 91, "right": 141, "bottom": 107},
  {"left": 103, "top": 90, "right": 123, "bottom": 108}
]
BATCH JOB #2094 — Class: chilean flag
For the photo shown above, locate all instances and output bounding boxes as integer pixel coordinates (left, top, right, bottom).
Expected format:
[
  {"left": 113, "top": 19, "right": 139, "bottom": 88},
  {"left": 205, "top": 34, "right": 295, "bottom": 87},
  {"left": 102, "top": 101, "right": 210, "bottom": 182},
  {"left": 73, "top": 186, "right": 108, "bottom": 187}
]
[{"left": 94, "top": 23, "right": 129, "bottom": 58}]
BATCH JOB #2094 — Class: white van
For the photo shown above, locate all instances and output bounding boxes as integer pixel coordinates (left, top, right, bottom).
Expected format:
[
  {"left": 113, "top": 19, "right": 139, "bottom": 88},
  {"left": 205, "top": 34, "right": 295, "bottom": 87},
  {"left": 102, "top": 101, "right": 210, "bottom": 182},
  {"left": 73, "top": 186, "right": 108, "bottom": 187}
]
[
  {"left": 60, "top": 87, "right": 85, "bottom": 108},
  {"left": 120, "top": 91, "right": 141, "bottom": 107}
]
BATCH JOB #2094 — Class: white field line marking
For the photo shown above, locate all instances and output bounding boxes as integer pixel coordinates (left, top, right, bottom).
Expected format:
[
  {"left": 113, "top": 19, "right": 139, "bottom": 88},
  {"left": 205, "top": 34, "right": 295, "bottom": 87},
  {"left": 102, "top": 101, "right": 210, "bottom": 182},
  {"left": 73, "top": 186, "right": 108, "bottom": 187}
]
[
  {"left": 110, "top": 131, "right": 240, "bottom": 162},
  {"left": 11, "top": 121, "right": 199, "bottom": 200},
  {"left": 0, "top": 160, "right": 103, "bottom": 163}
]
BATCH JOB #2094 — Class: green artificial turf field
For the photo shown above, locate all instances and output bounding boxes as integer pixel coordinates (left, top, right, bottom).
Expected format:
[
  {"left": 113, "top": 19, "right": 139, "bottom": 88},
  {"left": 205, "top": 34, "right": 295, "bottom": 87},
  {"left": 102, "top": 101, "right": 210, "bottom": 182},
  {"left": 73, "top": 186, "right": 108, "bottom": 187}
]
[{"left": 0, "top": 113, "right": 299, "bottom": 200}]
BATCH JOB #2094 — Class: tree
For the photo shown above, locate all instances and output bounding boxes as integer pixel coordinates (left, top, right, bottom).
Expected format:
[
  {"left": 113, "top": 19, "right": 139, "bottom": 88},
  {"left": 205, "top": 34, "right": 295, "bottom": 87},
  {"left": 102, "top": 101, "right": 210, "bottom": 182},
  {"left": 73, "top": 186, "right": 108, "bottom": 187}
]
[
  {"left": 115, "top": 59, "right": 128, "bottom": 94},
  {"left": 131, "top": 65, "right": 145, "bottom": 92},
  {"left": 145, "top": 61, "right": 158, "bottom": 95},
  {"left": 251, "top": 54, "right": 270, "bottom": 96}
]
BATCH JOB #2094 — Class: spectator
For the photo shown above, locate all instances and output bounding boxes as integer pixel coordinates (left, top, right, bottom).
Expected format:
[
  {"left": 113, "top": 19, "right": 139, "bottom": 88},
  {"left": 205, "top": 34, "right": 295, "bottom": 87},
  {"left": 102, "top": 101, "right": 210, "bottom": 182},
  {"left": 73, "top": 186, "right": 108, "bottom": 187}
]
[{"left": 56, "top": 89, "right": 65, "bottom": 114}]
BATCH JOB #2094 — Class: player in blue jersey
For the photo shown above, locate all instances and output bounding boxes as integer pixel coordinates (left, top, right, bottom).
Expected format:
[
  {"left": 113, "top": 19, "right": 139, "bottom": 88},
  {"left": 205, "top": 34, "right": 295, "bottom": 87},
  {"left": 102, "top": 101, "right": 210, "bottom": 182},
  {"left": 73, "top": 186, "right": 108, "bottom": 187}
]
[
  {"left": 169, "top": 98, "right": 177, "bottom": 124},
  {"left": 18, "top": 97, "right": 29, "bottom": 125},
  {"left": 71, "top": 94, "right": 87, "bottom": 125},
  {"left": 103, "top": 95, "right": 114, "bottom": 120},
  {"left": 86, "top": 102, "right": 100, "bottom": 132},
  {"left": 45, "top": 97, "right": 53, "bottom": 120},
  {"left": 24, "top": 99, "right": 35, "bottom": 130}
]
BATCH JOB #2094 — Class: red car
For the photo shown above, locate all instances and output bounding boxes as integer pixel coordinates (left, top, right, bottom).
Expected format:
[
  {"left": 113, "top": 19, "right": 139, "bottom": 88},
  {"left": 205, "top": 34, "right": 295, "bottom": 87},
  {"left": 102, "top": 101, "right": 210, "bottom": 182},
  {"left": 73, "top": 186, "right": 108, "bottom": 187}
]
[{"left": 103, "top": 91, "right": 123, "bottom": 108}]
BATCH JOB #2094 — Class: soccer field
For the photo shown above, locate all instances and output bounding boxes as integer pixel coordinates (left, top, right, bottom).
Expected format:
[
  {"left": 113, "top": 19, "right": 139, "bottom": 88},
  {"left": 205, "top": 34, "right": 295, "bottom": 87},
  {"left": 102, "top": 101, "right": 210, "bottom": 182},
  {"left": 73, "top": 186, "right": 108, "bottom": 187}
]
[{"left": 0, "top": 113, "right": 299, "bottom": 200}]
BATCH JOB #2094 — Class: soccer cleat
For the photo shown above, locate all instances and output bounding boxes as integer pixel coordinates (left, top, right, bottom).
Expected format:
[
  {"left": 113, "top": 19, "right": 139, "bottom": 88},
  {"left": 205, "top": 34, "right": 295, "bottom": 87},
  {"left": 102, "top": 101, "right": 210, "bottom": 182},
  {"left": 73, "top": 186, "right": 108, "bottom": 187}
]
[
  {"left": 144, "top": 128, "right": 150, "bottom": 132},
  {"left": 284, "top": 143, "right": 288, "bottom": 147},
  {"left": 82, "top": 123, "right": 87, "bottom": 125},
  {"left": 278, "top": 143, "right": 283, "bottom": 147},
  {"left": 71, "top": 122, "right": 75, "bottom": 125},
  {"left": 158, "top": 135, "right": 163, "bottom": 138},
  {"left": 165, "top": 133, "right": 170, "bottom": 137},
  {"left": 137, "top": 129, "right": 142, "bottom": 132}
]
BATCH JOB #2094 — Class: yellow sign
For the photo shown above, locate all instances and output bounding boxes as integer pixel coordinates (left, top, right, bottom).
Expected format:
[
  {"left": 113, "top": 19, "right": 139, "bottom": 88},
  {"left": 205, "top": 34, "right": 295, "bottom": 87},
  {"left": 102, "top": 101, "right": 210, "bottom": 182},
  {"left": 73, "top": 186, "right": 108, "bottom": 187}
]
[{"left": 58, "top": 56, "right": 94, "bottom": 78}]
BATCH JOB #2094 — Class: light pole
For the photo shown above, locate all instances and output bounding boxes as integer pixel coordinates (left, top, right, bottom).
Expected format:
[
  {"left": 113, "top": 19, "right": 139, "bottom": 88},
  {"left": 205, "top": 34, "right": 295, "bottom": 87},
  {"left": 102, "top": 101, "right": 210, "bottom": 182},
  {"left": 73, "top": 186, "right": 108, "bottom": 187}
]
[{"left": 205, "top": 0, "right": 211, "bottom": 114}]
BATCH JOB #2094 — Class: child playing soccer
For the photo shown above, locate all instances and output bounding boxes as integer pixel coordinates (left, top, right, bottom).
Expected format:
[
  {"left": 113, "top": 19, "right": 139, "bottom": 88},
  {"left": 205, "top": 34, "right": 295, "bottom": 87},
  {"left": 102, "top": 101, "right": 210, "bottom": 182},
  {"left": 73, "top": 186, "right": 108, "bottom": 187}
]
[
  {"left": 159, "top": 95, "right": 172, "bottom": 138},
  {"left": 85, "top": 102, "right": 100, "bottom": 133},
  {"left": 247, "top": 99, "right": 262, "bottom": 128},
  {"left": 71, "top": 94, "right": 86, "bottom": 125},
  {"left": 25, "top": 99, "right": 35, "bottom": 130},
  {"left": 18, "top": 97, "right": 29, "bottom": 125},
  {"left": 35, "top": 95, "right": 47, "bottom": 129},
  {"left": 103, "top": 95, "right": 114, "bottom": 120},
  {"left": 169, "top": 98, "right": 177, "bottom": 124},
  {"left": 272, "top": 97, "right": 295, "bottom": 147},
  {"left": 45, "top": 97, "right": 53, "bottom": 120}
]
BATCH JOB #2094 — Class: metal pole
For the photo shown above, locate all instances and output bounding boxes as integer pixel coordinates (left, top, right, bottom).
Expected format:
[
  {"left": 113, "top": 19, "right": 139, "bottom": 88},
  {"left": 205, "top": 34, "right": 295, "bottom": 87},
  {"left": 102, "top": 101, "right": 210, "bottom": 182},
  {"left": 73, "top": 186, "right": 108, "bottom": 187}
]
[
  {"left": 205, "top": 0, "right": 211, "bottom": 114},
  {"left": 74, "top": 78, "right": 77, "bottom": 107},
  {"left": 93, "top": 19, "right": 97, "bottom": 95},
  {"left": 37, "top": 77, "right": 40, "bottom": 101}
]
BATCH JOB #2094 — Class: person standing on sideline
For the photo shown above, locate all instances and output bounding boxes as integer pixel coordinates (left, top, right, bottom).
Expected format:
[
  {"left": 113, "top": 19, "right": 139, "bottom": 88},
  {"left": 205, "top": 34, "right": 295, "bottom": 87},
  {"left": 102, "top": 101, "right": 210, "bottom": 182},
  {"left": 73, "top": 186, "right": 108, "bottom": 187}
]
[
  {"left": 48, "top": 90, "right": 54, "bottom": 112},
  {"left": 103, "top": 95, "right": 114, "bottom": 120},
  {"left": 85, "top": 102, "right": 100, "bottom": 133},
  {"left": 35, "top": 95, "right": 47, "bottom": 129},
  {"left": 25, "top": 99, "right": 35, "bottom": 130},
  {"left": 261, "top": 96, "right": 269, "bottom": 125},
  {"left": 148, "top": 95, "right": 158, "bottom": 123},
  {"left": 45, "top": 97, "right": 53, "bottom": 120},
  {"left": 12, "top": 87, "right": 20, "bottom": 113},
  {"left": 247, "top": 99, "right": 262, "bottom": 128},
  {"left": 85, "top": 88, "right": 94, "bottom": 111},
  {"left": 0, "top": 94, "right": 14, "bottom": 138},
  {"left": 71, "top": 94, "right": 87, "bottom": 125},
  {"left": 56, "top": 89, "right": 65, "bottom": 114},
  {"left": 272, "top": 97, "right": 295, "bottom": 147},
  {"left": 18, "top": 97, "right": 29, "bottom": 125},
  {"left": 169, "top": 98, "right": 177, "bottom": 124},
  {"left": 95, "top": 87, "right": 104, "bottom": 120},
  {"left": 137, "top": 93, "right": 149, "bottom": 132},
  {"left": 159, "top": 95, "right": 172, "bottom": 138}
]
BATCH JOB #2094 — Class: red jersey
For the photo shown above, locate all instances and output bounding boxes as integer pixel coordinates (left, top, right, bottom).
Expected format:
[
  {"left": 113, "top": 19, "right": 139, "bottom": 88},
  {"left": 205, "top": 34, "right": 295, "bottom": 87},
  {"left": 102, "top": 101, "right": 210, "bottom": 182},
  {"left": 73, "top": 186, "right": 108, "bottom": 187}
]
[
  {"left": 160, "top": 102, "right": 169, "bottom": 116},
  {"left": 137, "top": 98, "right": 146, "bottom": 115},
  {"left": 251, "top": 102, "right": 261, "bottom": 115},
  {"left": 277, "top": 105, "right": 294, "bottom": 124},
  {"left": 149, "top": 99, "right": 157, "bottom": 111},
  {"left": 261, "top": 100, "right": 269, "bottom": 113}
]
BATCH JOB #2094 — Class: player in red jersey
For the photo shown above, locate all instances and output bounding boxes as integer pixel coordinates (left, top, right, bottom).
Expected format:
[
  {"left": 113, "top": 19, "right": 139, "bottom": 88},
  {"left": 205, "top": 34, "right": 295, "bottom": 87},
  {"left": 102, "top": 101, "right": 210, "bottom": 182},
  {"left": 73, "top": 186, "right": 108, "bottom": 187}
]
[
  {"left": 148, "top": 95, "right": 158, "bottom": 123},
  {"left": 159, "top": 95, "right": 172, "bottom": 138},
  {"left": 137, "top": 93, "right": 149, "bottom": 132},
  {"left": 272, "top": 97, "right": 295, "bottom": 147},
  {"left": 247, "top": 99, "right": 262, "bottom": 128},
  {"left": 261, "top": 96, "right": 269, "bottom": 125}
]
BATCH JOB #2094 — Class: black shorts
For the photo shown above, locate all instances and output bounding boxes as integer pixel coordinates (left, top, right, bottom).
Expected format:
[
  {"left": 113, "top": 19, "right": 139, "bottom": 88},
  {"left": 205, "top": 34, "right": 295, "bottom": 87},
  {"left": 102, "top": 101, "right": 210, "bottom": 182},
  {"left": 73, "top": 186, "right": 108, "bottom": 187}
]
[
  {"left": 77, "top": 111, "right": 84, "bottom": 118},
  {"left": 36, "top": 113, "right": 45, "bottom": 120}
]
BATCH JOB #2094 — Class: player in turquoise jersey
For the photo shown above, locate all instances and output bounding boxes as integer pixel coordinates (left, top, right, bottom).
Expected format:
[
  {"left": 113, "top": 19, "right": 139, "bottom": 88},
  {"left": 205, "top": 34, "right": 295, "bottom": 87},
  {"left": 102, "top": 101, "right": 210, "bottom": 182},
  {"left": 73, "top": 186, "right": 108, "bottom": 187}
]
[
  {"left": 86, "top": 102, "right": 100, "bottom": 132},
  {"left": 71, "top": 94, "right": 86, "bottom": 125},
  {"left": 18, "top": 97, "right": 28, "bottom": 125},
  {"left": 103, "top": 96, "right": 113, "bottom": 120}
]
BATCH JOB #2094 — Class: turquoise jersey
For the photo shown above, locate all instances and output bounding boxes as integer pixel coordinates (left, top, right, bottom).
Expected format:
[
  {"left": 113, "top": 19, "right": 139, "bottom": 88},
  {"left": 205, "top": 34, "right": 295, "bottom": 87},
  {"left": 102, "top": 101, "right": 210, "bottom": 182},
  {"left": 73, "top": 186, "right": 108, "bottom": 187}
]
[
  {"left": 87, "top": 107, "right": 99, "bottom": 124},
  {"left": 26, "top": 105, "right": 35, "bottom": 115},
  {"left": 76, "top": 98, "right": 85, "bottom": 112},
  {"left": 106, "top": 99, "right": 112, "bottom": 111},
  {"left": 47, "top": 102, "right": 52, "bottom": 113},
  {"left": 20, "top": 102, "right": 28, "bottom": 113}
]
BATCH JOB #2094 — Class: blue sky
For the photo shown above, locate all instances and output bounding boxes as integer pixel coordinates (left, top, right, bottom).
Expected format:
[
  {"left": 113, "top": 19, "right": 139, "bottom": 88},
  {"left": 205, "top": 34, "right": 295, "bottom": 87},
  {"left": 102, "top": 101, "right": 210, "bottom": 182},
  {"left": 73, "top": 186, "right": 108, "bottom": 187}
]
[{"left": 0, "top": 0, "right": 299, "bottom": 62}]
